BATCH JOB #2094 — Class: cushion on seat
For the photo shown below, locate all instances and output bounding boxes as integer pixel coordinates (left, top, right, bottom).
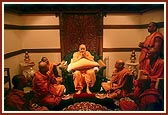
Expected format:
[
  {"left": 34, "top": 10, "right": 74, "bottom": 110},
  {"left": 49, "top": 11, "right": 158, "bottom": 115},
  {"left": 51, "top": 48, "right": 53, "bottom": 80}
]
[{"left": 69, "top": 58, "right": 99, "bottom": 71}]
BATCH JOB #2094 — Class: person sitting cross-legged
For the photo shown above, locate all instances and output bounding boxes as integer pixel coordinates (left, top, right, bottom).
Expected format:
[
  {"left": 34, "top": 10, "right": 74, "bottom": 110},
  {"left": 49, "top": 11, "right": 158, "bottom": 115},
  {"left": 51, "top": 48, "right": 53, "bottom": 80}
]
[
  {"left": 32, "top": 61, "right": 65, "bottom": 109},
  {"left": 101, "top": 59, "right": 133, "bottom": 99}
]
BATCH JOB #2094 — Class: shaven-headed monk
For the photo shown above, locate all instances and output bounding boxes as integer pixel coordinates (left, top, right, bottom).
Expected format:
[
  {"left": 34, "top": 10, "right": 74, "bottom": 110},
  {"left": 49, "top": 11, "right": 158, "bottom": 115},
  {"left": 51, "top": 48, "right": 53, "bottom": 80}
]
[
  {"left": 5, "top": 74, "right": 28, "bottom": 110},
  {"left": 101, "top": 60, "right": 133, "bottom": 99},
  {"left": 32, "top": 61, "right": 65, "bottom": 108},
  {"left": 71, "top": 44, "right": 98, "bottom": 94},
  {"left": 144, "top": 47, "right": 164, "bottom": 88},
  {"left": 41, "top": 57, "right": 61, "bottom": 77},
  {"left": 138, "top": 22, "right": 164, "bottom": 69}
]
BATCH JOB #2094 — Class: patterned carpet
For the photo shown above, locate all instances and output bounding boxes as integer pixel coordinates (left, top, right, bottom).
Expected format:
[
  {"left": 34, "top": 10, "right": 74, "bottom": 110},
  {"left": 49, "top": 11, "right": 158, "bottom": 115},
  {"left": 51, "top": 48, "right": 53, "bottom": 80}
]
[
  {"left": 62, "top": 101, "right": 111, "bottom": 111},
  {"left": 52, "top": 93, "right": 119, "bottom": 111}
]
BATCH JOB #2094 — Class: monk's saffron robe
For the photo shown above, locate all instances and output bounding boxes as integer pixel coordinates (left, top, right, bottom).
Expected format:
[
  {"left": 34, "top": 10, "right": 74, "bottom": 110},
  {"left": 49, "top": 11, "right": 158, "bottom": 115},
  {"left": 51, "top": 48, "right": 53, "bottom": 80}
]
[
  {"left": 139, "top": 32, "right": 163, "bottom": 69},
  {"left": 32, "top": 71, "right": 65, "bottom": 107}
]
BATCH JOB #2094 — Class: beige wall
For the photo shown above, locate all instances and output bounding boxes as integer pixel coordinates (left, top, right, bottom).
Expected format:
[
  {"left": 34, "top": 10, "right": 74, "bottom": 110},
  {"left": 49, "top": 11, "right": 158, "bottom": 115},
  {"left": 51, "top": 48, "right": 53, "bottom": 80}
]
[
  {"left": 21, "top": 15, "right": 59, "bottom": 25},
  {"left": 4, "top": 13, "right": 60, "bottom": 53},
  {"left": 103, "top": 29, "right": 143, "bottom": 48},
  {"left": 104, "top": 13, "right": 141, "bottom": 25},
  {"left": 21, "top": 30, "right": 60, "bottom": 49},
  {"left": 4, "top": 13, "right": 23, "bottom": 25},
  {"left": 4, "top": 30, "right": 22, "bottom": 53},
  {"left": 4, "top": 8, "right": 165, "bottom": 83},
  {"left": 140, "top": 9, "right": 164, "bottom": 24}
]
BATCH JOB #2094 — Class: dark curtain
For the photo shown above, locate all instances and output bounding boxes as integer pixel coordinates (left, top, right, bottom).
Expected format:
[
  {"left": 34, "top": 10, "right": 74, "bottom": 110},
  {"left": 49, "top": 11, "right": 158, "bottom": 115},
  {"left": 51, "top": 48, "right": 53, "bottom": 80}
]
[{"left": 60, "top": 13, "right": 103, "bottom": 59}]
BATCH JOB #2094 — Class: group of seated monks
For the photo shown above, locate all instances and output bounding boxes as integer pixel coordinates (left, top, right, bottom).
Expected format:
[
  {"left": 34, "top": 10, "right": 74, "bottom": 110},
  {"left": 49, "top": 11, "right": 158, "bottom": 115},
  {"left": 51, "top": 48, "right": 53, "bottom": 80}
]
[{"left": 5, "top": 43, "right": 164, "bottom": 111}]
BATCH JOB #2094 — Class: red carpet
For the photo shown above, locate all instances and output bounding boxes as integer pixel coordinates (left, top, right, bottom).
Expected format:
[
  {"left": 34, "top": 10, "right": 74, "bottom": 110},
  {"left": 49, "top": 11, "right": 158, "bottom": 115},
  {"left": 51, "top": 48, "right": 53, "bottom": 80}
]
[{"left": 73, "top": 93, "right": 95, "bottom": 98}]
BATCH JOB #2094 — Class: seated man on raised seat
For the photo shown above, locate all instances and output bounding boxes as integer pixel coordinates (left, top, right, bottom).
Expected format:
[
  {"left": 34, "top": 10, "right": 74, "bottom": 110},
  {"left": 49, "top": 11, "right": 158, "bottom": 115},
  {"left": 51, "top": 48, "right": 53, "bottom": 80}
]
[
  {"left": 101, "top": 59, "right": 133, "bottom": 99},
  {"left": 68, "top": 44, "right": 99, "bottom": 94}
]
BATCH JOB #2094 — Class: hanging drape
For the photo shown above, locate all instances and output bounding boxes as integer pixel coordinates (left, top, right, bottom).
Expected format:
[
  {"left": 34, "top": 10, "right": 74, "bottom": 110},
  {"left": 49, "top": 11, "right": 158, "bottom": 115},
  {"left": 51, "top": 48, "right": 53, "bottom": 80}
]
[{"left": 60, "top": 12, "right": 103, "bottom": 59}]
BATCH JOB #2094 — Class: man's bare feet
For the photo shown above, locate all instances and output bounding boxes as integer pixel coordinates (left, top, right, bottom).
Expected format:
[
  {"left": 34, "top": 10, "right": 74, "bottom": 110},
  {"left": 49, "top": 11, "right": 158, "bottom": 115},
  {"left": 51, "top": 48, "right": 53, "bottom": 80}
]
[
  {"left": 76, "top": 90, "right": 82, "bottom": 94},
  {"left": 86, "top": 88, "right": 92, "bottom": 94}
]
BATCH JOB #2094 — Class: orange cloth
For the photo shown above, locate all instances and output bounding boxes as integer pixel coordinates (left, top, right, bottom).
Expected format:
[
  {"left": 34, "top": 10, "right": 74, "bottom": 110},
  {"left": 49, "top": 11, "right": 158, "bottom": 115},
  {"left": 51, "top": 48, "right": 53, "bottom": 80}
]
[
  {"left": 112, "top": 68, "right": 132, "bottom": 90},
  {"left": 5, "top": 89, "right": 27, "bottom": 111},
  {"left": 144, "top": 58, "right": 164, "bottom": 88},
  {"left": 119, "top": 100, "right": 138, "bottom": 111},
  {"left": 49, "top": 83, "right": 65, "bottom": 97},
  {"left": 102, "top": 68, "right": 132, "bottom": 98},
  {"left": 139, "top": 32, "right": 163, "bottom": 69},
  {"left": 47, "top": 63, "right": 54, "bottom": 76},
  {"left": 5, "top": 89, "right": 49, "bottom": 111},
  {"left": 73, "top": 69, "right": 96, "bottom": 91},
  {"left": 72, "top": 51, "right": 94, "bottom": 63},
  {"left": 32, "top": 71, "right": 65, "bottom": 107},
  {"left": 133, "top": 77, "right": 163, "bottom": 111},
  {"left": 71, "top": 51, "right": 96, "bottom": 91},
  {"left": 138, "top": 88, "right": 163, "bottom": 111}
]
